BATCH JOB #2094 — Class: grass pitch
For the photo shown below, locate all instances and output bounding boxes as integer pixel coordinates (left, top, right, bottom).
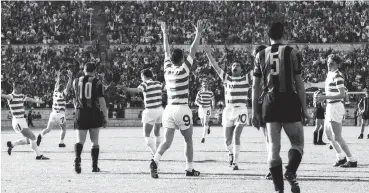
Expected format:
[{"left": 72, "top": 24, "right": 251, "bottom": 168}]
[{"left": 2, "top": 125, "right": 369, "bottom": 193}]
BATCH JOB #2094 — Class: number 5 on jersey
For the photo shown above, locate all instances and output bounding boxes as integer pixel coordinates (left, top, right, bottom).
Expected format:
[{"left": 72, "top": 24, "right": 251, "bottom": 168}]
[{"left": 270, "top": 52, "right": 280, "bottom": 75}]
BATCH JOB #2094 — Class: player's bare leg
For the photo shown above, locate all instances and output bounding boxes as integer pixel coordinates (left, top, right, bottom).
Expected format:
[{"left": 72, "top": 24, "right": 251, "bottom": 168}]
[
  {"left": 90, "top": 128, "right": 101, "bottom": 172},
  {"left": 10, "top": 128, "right": 49, "bottom": 160},
  {"left": 232, "top": 124, "right": 244, "bottom": 170},
  {"left": 261, "top": 125, "right": 272, "bottom": 180},
  {"left": 37, "top": 120, "right": 56, "bottom": 146},
  {"left": 325, "top": 123, "right": 347, "bottom": 166},
  {"left": 267, "top": 122, "right": 284, "bottom": 193},
  {"left": 151, "top": 127, "right": 175, "bottom": 178},
  {"left": 59, "top": 122, "right": 67, "bottom": 147},
  {"left": 224, "top": 125, "right": 235, "bottom": 167},
  {"left": 75, "top": 130, "right": 88, "bottom": 174},
  {"left": 283, "top": 122, "right": 304, "bottom": 193},
  {"left": 180, "top": 126, "right": 200, "bottom": 176},
  {"left": 358, "top": 119, "right": 368, "bottom": 139},
  {"left": 143, "top": 123, "right": 156, "bottom": 157},
  {"left": 201, "top": 116, "right": 210, "bottom": 143},
  {"left": 314, "top": 119, "right": 326, "bottom": 145},
  {"left": 154, "top": 123, "right": 161, "bottom": 149}
]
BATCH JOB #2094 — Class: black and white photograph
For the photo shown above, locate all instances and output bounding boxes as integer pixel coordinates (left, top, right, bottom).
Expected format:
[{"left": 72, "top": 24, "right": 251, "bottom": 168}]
[{"left": 1, "top": 0, "right": 369, "bottom": 192}]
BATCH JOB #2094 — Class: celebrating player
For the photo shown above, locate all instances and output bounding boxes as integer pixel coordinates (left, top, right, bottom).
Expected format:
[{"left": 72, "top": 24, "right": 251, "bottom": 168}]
[
  {"left": 118, "top": 68, "right": 163, "bottom": 157},
  {"left": 204, "top": 44, "right": 250, "bottom": 171},
  {"left": 37, "top": 70, "right": 73, "bottom": 147},
  {"left": 195, "top": 81, "right": 215, "bottom": 143},
  {"left": 149, "top": 20, "right": 203, "bottom": 178},
  {"left": 2, "top": 82, "right": 49, "bottom": 160},
  {"left": 357, "top": 89, "right": 369, "bottom": 139},
  {"left": 252, "top": 21, "right": 311, "bottom": 193},
  {"left": 315, "top": 54, "right": 357, "bottom": 168},
  {"left": 72, "top": 62, "right": 108, "bottom": 174}
]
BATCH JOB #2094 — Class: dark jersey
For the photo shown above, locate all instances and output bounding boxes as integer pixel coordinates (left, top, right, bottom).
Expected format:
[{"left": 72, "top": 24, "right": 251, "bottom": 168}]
[
  {"left": 253, "top": 44, "right": 302, "bottom": 93},
  {"left": 72, "top": 75, "right": 104, "bottom": 109},
  {"left": 359, "top": 97, "right": 369, "bottom": 114}
]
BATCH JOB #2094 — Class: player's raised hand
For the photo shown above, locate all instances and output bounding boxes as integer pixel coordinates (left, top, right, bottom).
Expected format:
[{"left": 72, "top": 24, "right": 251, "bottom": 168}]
[
  {"left": 67, "top": 70, "right": 73, "bottom": 78},
  {"left": 203, "top": 44, "right": 212, "bottom": 55},
  {"left": 38, "top": 99, "right": 45, "bottom": 104},
  {"left": 193, "top": 20, "right": 205, "bottom": 32},
  {"left": 160, "top": 21, "right": 166, "bottom": 32}
]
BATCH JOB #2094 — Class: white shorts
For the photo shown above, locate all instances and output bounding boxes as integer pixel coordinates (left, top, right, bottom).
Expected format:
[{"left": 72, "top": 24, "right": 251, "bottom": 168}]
[
  {"left": 48, "top": 111, "right": 66, "bottom": 125},
  {"left": 198, "top": 106, "right": 211, "bottom": 120},
  {"left": 142, "top": 107, "right": 164, "bottom": 125},
  {"left": 222, "top": 106, "right": 248, "bottom": 127},
  {"left": 325, "top": 102, "right": 345, "bottom": 123},
  {"left": 162, "top": 105, "right": 193, "bottom": 130},
  {"left": 12, "top": 118, "right": 28, "bottom": 133}
]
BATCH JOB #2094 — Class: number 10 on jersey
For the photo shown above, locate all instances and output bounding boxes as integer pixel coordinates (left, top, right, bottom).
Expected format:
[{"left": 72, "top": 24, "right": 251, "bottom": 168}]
[{"left": 79, "top": 82, "right": 92, "bottom": 99}]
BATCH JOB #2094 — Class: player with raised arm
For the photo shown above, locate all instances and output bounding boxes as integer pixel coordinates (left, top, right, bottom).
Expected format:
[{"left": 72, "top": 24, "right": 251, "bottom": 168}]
[
  {"left": 357, "top": 89, "right": 369, "bottom": 139},
  {"left": 252, "top": 22, "right": 311, "bottom": 193},
  {"left": 72, "top": 62, "right": 108, "bottom": 174},
  {"left": 2, "top": 81, "right": 49, "bottom": 160},
  {"left": 149, "top": 21, "right": 203, "bottom": 178},
  {"left": 118, "top": 68, "right": 163, "bottom": 157},
  {"left": 37, "top": 70, "right": 73, "bottom": 147},
  {"left": 315, "top": 54, "right": 357, "bottom": 168},
  {"left": 195, "top": 81, "right": 215, "bottom": 143},
  {"left": 204, "top": 44, "right": 250, "bottom": 171}
]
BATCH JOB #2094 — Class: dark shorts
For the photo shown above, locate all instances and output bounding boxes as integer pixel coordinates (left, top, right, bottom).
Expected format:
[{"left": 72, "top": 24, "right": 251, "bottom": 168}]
[
  {"left": 316, "top": 108, "right": 325, "bottom": 120},
  {"left": 74, "top": 108, "right": 104, "bottom": 130},
  {"left": 262, "top": 92, "right": 302, "bottom": 123},
  {"left": 362, "top": 112, "right": 369, "bottom": 120}
]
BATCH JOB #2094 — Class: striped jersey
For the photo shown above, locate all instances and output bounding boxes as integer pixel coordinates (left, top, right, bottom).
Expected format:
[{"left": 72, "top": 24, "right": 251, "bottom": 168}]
[
  {"left": 164, "top": 55, "right": 193, "bottom": 105},
  {"left": 220, "top": 70, "right": 250, "bottom": 107},
  {"left": 325, "top": 70, "right": 345, "bottom": 102},
  {"left": 254, "top": 44, "right": 302, "bottom": 93},
  {"left": 73, "top": 75, "right": 104, "bottom": 109},
  {"left": 358, "top": 96, "right": 369, "bottom": 114},
  {"left": 52, "top": 90, "right": 66, "bottom": 113},
  {"left": 195, "top": 89, "right": 214, "bottom": 108},
  {"left": 137, "top": 80, "right": 162, "bottom": 108},
  {"left": 7, "top": 92, "right": 26, "bottom": 119}
]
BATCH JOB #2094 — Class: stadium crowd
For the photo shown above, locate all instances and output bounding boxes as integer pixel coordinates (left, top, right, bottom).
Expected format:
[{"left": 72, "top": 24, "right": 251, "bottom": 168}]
[{"left": 2, "top": 1, "right": 369, "bottom": 44}]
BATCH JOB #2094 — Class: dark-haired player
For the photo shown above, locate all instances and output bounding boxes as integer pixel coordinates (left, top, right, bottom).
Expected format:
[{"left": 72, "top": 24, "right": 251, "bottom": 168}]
[
  {"left": 195, "top": 81, "right": 215, "bottom": 143},
  {"left": 252, "top": 21, "right": 311, "bottom": 193},
  {"left": 72, "top": 62, "right": 108, "bottom": 174},
  {"left": 37, "top": 70, "right": 73, "bottom": 148},
  {"left": 204, "top": 44, "right": 250, "bottom": 171},
  {"left": 149, "top": 21, "right": 204, "bottom": 178},
  {"left": 313, "top": 89, "right": 327, "bottom": 145},
  {"left": 118, "top": 69, "right": 163, "bottom": 157},
  {"left": 315, "top": 54, "right": 357, "bottom": 168},
  {"left": 357, "top": 89, "right": 369, "bottom": 139},
  {"left": 2, "top": 82, "right": 49, "bottom": 160}
]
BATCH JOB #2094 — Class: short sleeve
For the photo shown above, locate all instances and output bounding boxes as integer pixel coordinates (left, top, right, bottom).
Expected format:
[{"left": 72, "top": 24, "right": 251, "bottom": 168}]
[
  {"left": 138, "top": 83, "right": 146, "bottom": 92},
  {"left": 334, "top": 74, "right": 345, "bottom": 89},
  {"left": 292, "top": 50, "right": 302, "bottom": 75},
  {"left": 253, "top": 53, "right": 262, "bottom": 78}
]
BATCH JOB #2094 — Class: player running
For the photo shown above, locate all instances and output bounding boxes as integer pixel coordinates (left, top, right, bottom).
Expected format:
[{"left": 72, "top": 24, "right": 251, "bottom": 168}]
[
  {"left": 149, "top": 21, "right": 203, "bottom": 178},
  {"left": 357, "top": 89, "right": 369, "bottom": 139},
  {"left": 118, "top": 68, "right": 163, "bottom": 157},
  {"left": 313, "top": 89, "right": 327, "bottom": 145},
  {"left": 315, "top": 54, "right": 357, "bottom": 168},
  {"left": 252, "top": 22, "right": 311, "bottom": 193},
  {"left": 204, "top": 44, "right": 250, "bottom": 171},
  {"left": 2, "top": 81, "right": 49, "bottom": 160},
  {"left": 195, "top": 81, "right": 215, "bottom": 143},
  {"left": 37, "top": 70, "right": 73, "bottom": 147},
  {"left": 72, "top": 62, "right": 108, "bottom": 174}
]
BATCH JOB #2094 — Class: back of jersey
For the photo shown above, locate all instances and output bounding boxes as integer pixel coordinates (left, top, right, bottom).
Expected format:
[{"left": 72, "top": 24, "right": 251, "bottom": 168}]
[
  {"left": 73, "top": 75, "right": 104, "bottom": 109},
  {"left": 254, "top": 44, "right": 302, "bottom": 93}
]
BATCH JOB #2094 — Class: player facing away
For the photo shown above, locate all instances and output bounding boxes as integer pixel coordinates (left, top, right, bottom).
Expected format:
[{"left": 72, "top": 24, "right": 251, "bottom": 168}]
[
  {"left": 118, "top": 69, "right": 163, "bottom": 157},
  {"left": 252, "top": 22, "right": 311, "bottom": 193},
  {"left": 195, "top": 81, "right": 215, "bottom": 143},
  {"left": 149, "top": 21, "right": 203, "bottom": 178},
  {"left": 357, "top": 89, "right": 369, "bottom": 139},
  {"left": 313, "top": 89, "right": 327, "bottom": 145},
  {"left": 37, "top": 70, "right": 73, "bottom": 147},
  {"left": 204, "top": 44, "right": 250, "bottom": 171},
  {"left": 72, "top": 62, "right": 108, "bottom": 174},
  {"left": 2, "top": 81, "right": 49, "bottom": 160},
  {"left": 252, "top": 44, "right": 273, "bottom": 180},
  {"left": 315, "top": 54, "right": 357, "bottom": 168}
]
